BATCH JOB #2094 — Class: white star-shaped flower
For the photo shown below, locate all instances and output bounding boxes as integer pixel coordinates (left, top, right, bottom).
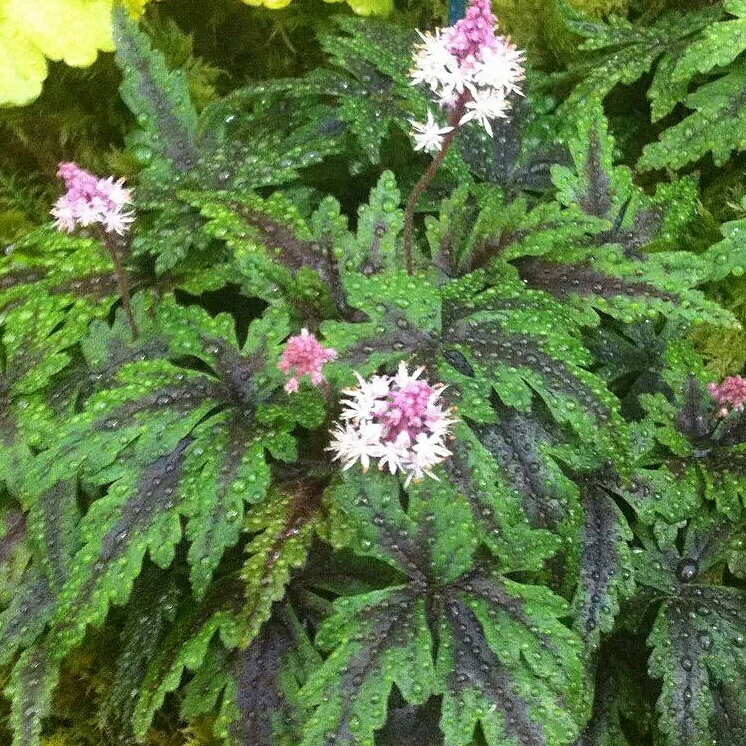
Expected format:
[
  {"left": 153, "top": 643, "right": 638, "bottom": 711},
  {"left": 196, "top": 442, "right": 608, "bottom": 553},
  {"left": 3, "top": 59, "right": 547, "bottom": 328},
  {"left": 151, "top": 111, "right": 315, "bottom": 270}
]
[
  {"left": 471, "top": 43, "right": 525, "bottom": 96},
  {"left": 327, "top": 421, "right": 385, "bottom": 473},
  {"left": 101, "top": 207, "right": 136, "bottom": 236},
  {"left": 377, "top": 431, "right": 412, "bottom": 475},
  {"left": 409, "top": 110, "right": 454, "bottom": 154},
  {"left": 410, "top": 29, "right": 460, "bottom": 94},
  {"left": 459, "top": 89, "right": 509, "bottom": 136}
]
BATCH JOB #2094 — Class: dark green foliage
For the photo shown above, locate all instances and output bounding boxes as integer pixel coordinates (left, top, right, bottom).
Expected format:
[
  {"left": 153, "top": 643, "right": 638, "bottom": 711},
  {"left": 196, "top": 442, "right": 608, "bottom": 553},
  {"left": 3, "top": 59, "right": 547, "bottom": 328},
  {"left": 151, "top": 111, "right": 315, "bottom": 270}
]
[{"left": 2, "top": 3, "right": 746, "bottom": 746}]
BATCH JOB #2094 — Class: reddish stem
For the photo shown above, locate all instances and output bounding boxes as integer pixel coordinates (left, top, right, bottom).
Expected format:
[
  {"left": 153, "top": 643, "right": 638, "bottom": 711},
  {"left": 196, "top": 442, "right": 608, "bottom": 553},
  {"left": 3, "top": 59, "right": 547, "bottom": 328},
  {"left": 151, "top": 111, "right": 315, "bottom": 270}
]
[
  {"left": 100, "top": 229, "right": 139, "bottom": 340},
  {"left": 403, "top": 95, "right": 467, "bottom": 275}
]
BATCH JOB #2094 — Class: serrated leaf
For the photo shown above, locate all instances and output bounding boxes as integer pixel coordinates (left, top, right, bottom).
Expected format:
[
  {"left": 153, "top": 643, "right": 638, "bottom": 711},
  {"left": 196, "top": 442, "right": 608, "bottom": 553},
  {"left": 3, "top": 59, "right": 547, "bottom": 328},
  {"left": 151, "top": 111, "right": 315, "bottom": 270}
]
[
  {"left": 648, "top": 587, "right": 746, "bottom": 746},
  {"left": 113, "top": 5, "right": 198, "bottom": 172},
  {"left": 445, "top": 424, "right": 563, "bottom": 570},
  {"left": 300, "top": 584, "right": 435, "bottom": 746},
  {"left": 238, "top": 486, "right": 322, "bottom": 646},
  {"left": 98, "top": 566, "right": 182, "bottom": 743},
  {"left": 672, "top": 1, "right": 746, "bottom": 83},
  {"left": 47, "top": 437, "right": 195, "bottom": 657},
  {"left": 133, "top": 577, "right": 244, "bottom": 739},
  {"left": 307, "top": 470, "right": 588, "bottom": 746},
  {"left": 471, "top": 409, "right": 576, "bottom": 531},
  {"left": 5, "top": 643, "right": 59, "bottom": 746},
  {"left": 574, "top": 635, "right": 652, "bottom": 746},
  {"left": 639, "top": 58, "right": 746, "bottom": 170},
  {"left": 571, "top": 478, "right": 635, "bottom": 648},
  {"left": 184, "top": 416, "right": 271, "bottom": 599},
  {"left": 229, "top": 604, "right": 319, "bottom": 746},
  {"left": 563, "top": 8, "right": 720, "bottom": 112},
  {"left": 351, "top": 171, "right": 404, "bottom": 274},
  {"left": 0, "top": 567, "right": 55, "bottom": 667},
  {"left": 437, "top": 571, "right": 588, "bottom": 746}
]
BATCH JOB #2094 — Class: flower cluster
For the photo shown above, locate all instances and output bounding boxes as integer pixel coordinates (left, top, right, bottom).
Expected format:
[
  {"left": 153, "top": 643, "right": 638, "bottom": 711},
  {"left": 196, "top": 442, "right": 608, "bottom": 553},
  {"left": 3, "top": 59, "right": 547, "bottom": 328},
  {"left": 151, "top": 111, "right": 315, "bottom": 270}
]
[
  {"left": 408, "top": 0, "right": 524, "bottom": 152},
  {"left": 278, "top": 328, "right": 337, "bottom": 393},
  {"left": 51, "top": 162, "right": 135, "bottom": 236},
  {"left": 708, "top": 375, "right": 746, "bottom": 417},
  {"left": 327, "top": 362, "right": 457, "bottom": 486}
]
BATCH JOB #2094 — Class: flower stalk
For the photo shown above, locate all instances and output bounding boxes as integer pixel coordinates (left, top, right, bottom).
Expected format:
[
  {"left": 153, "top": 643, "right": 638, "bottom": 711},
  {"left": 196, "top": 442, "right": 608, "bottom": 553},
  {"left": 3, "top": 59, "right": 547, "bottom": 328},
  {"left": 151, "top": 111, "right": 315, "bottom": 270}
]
[
  {"left": 403, "top": 95, "right": 466, "bottom": 275},
  {"left": 99, "top": 228, "right": 139, "bottom": 341},
  {"left": 52, "top": 161, "right": 139, "bottom": 340},
  {"left": 403, "top": 0, "right": 524, "bottom": 275}
]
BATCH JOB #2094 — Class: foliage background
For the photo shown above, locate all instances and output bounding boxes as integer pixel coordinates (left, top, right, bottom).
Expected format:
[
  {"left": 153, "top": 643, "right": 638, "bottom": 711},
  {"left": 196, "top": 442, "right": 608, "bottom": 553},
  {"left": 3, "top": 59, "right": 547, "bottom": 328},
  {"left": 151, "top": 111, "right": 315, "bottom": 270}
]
[{"left": 2, "top": 1, "right": 746, "bottom": 746}]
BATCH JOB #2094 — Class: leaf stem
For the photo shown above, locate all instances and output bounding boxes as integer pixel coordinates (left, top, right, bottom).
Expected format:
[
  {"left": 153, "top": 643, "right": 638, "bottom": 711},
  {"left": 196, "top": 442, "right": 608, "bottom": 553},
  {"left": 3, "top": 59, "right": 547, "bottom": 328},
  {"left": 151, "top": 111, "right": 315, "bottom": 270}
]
[{"left": 403, "top": 96, "right": 466, "bottom": 275}]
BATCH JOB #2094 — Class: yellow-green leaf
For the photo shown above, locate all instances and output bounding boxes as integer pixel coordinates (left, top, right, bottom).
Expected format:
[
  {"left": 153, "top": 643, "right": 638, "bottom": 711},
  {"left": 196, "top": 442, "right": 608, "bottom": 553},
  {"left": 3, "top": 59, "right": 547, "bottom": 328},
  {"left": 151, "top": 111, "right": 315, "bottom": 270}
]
[
  {"left": 0, "top": 0, "right": 152, "bottom": 106},
  {"left": 242, "top": 0, "right": 393, "bottom": 16}
]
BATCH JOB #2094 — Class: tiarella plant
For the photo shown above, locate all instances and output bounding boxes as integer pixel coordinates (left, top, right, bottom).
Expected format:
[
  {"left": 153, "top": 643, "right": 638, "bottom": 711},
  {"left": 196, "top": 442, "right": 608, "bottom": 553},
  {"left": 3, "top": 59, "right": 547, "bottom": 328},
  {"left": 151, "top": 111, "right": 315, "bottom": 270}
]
[{"left": 1, "top": 2, "right": 745, "bottom": 746}]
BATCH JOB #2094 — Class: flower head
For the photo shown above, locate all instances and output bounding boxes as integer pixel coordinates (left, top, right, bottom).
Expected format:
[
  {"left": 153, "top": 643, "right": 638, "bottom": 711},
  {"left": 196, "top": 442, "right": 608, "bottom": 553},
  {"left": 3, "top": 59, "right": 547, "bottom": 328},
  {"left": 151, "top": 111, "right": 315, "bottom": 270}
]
[
  {"left": 51, "top": 162, "right": 134, "bottom": 236},
  {"left": 327, "top": 362, "right": 457, "bottom": 486},
  {"left": 278, "top": 328, "right": 337, "bottom": 393},
  {"left": 708, "top": 375, "right": 746, "bottom": 417},
  {"left": 408, "top": 0, "right": 524, "bottom": 140}
]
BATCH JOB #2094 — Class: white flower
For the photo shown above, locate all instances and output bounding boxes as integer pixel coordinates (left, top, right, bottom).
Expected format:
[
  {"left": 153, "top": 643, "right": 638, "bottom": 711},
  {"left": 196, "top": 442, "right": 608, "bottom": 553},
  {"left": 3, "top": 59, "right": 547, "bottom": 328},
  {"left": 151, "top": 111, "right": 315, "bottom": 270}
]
[
  {"left": 50, "top": 196, "right": 77, "bottom": 233},
  {"left": 339, "top": 371, "right": 391, "bottom": 422},
  {"left": 327, "top": 421, "right": 385, "bottom": 472},
  {"left": 459, "top": 88, "right": 509, "bottom": 136},
  {"left": 75, "top": 196, "right": 108, "bottom": 227},
  {"left": 327, "top": 363, "right": 457, "bottom": 484},
  {"left": 410, "top": 29, "right": 459, "bottom": 94},
  {"left": 377, "top": 431, "right": 412, "bottom": 475},
  {"left": 409, "top": 110, "right": 454, "bottom": 154},
  {"left": 101, "top": 207, "right": 136, "bottom": 236},
  {"left": 403, "top": 432, "right": 453, "bottom": 486},
  {"left": 392, "top": 360, "right": 424, "bottom": 388},
  {"left": 471, "top": 43, "right": 525, "bottom": 96},
  {"left": 407, "top": 9, "right": 526, "bottom": 146},
  {"left": 97, "top": 176, "right": 133, "bottom": 208}
]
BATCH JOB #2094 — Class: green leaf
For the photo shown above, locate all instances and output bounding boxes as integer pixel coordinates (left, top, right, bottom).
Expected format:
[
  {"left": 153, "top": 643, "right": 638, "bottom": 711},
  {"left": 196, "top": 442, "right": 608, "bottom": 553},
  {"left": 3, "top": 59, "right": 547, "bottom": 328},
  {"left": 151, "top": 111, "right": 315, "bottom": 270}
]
[
  {"left": 445, "top": 423, "right": 563, "bottom": 570},
  {"left": 98, "top": 566, "right": 182, "bottom": 741},
  {"left": 226, "top": 604, "right": 319, "bottom": 746},
  {"left": 562, "top": 8, "right": 720, "bottom": 112},
  {"left": 672, "top": 1, "right": 746, "bottom": 83},
  {"left": 571, "top": 478, "right": 635, "bottom": 649},
  {"left": 437, "top": 572, "right": 588, "bottom": 746},
  {"left": 0, "top": 567, "right": 55, "bottom": 667},
  {"left": 648, "top": 586, "right": 746, "bottom": 746},
  {"left": 306, "top": 471, "right": 589, "bottom": 746},
  {"left": 350, "top": 171, "right": 404, "bottom": 274},
  {"left": 299, "top": 584, "right": 436, "bottom": 746},
  {"left": 575, "top": 635, "right": 653, "bottom": 746},
  {"left": 47, "top": 437, "right": 196, "bottom": 657},
  {"left": 133, "top": 578, "right": 244, "bottom": 739},
  {"left": 639, "top": 58, "right": 746, "bottom": 170},
  {"left": 238, "top": 487, "right": 321, "bottom": 646},
  {"left": 5, "top": 643, "right": 59, "bottom": 746},
  {"left": 184, "top": 417, "right": 272, "bottom": 599},
  {"left": 113, "top": 5, "right": 198, "bottom": 172}
]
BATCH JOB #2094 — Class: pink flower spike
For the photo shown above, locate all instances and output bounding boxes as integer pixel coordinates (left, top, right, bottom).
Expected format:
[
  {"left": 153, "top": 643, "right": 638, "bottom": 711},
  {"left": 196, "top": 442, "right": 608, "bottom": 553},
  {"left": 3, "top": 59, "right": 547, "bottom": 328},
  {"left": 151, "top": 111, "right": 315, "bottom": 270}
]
[
  {"left": 327, "top": 362, "right": 457, "bottom": 483},
  {"left": 52, "top": 161, "right": 135, "bottom": 235},
  {"left": 278, "top": 328, "right": 337, "bottom": 393},
  {"left": 56, "top": 162, "right": 100, "bottom": 200},
  {"left": 708, "top": 376, "right": 746, "bottom": 417},
  {"left": 442, "top": 0, "right": 499, "bottom": 63},
  {"left": 408, "top": 0, "right": 525, "bottom": 140}
]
